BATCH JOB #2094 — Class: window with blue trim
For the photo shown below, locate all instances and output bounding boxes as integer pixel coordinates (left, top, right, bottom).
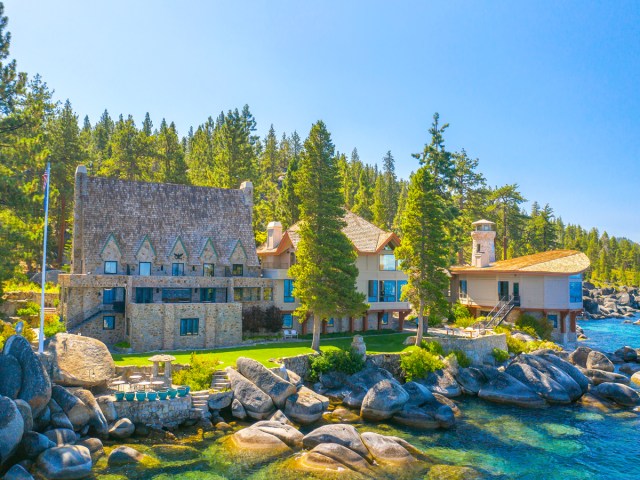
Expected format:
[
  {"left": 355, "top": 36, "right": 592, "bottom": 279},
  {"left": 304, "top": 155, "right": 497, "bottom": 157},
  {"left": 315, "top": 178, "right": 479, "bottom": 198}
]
[
  {"left": 200, "top": 288, "right": 216, "bottom": 302},
  {"left": 103, "top": 316, "right": 115, "bottom": 330},
  {"left": 172, "top": 263, "right": 184, "bottom": 276},
  {"left": 103, "top": 288, "right": 115, "bottom": 304},
  {"left": 397, "top": 280, "right": 408, "bottom": 301},
  {"left": 327, "top": 318, "right": 335, "bottom": 327},
  {"left": 135, "top": 287, "right": 153, "bottom": 304},
  {"left": 282, "top": 314, "right": 293, "bottom": 329},
  {"left": 203, "top": 263, "right": 215, "bottom": 277},
  {"left": 368, "top": 280, "right": 378, "bottom": 302},
  {"left": 380, "top": 280, "right": 396, "bottom": 302},
  {"left": 460, "top": 280, "right": 468, "bottom": 296},
  {"left": 139, "top": 262, "right": 151, "bottom": 276},
  {"left": 180, "top": 318, "right": 199, "bottom": 336},
  {"left": 284, "top": 279, "right": 295, "bottom": 303},
  {"left": 104, "top": 261, "right": 117, "bottom": 274},
  {"left": 569, "top": 274, "right": 582, "bottom": 303},
  {"left": 548, "top": 314, "right": 558, "bottom": 328},
  {"left": 232, "top": 264, "right": 244, "bottom": 276},
  {"left": 381, "top": 313, "right": 389, "bottom": 325},
  {"left": 379, "top": 254, "right": 396, "bottom": 271}
]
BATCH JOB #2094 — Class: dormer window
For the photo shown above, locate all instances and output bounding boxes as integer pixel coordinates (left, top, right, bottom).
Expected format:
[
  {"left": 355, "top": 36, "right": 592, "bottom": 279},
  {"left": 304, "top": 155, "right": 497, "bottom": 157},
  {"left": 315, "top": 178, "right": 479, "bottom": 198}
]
[
  {"left": 104, "top": 261, "right": 117, "bottom": 274},
  {"left": 203, "top": 263, "right": 215, "bottom": 277},
  {"left": 172, "top": 263, "right": 184, "bottom": 276},
  {"left": 139, "top": 262, "right": 151, "bottom": 276},
  {"left": 231, "top": 264, "right": 243, "bottom": 276},
  {"left": 379, "top": 254, "right": 396, "bottom": 271}
]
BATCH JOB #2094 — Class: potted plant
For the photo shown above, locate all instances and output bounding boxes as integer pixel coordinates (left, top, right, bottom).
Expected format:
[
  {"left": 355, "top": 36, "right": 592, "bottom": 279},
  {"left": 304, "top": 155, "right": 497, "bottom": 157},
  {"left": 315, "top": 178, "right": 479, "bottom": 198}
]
[
  {"left": 177, "top": 386, "right": 187, "bottom": 397},
  {"left": 157, "top": 390, "right": 168, "bottom": 400},
  {"left": 147, "top": 391, "right": 158, "bottom": 401},
  {"left": 135, "top": 390, "right": 147, "bottom": 402},
  {"left": 114, "top": 391, "right": 125, "bottom": 402},
  {"left": 183, "top": 385, "right": 191, "bottom": 395},
  {"left": 124, "top": 391, "right": 135, "bottom": 402},
  {"left": 167, "top": 388, "right": 178, "bottom": 399}
]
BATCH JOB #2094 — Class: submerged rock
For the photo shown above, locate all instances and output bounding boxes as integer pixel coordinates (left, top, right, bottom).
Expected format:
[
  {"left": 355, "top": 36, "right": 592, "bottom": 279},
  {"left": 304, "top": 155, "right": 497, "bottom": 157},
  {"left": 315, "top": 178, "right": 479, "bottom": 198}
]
[
  {"left": 426, "top": 464, "right": 483, "bottom": 479},
  {"left": 478, "top": 372, "right": 546, "bottom": 408},
  {"left": 107, "top": 445, "right": 151, "bottom": 467}
]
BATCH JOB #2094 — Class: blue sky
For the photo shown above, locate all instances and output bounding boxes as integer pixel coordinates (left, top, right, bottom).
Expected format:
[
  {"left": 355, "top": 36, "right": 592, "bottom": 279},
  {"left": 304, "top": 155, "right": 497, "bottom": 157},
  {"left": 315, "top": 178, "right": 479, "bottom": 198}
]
[{"left": 5, "top": 1, "right": 640, "bottom": 241}]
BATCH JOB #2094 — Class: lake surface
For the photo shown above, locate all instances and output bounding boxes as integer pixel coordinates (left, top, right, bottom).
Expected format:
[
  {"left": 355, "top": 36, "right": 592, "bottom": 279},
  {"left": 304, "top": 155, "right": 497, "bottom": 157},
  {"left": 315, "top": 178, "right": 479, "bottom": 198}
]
[{"left": 96, "top": 315, "right": 640, "bottom": 480}]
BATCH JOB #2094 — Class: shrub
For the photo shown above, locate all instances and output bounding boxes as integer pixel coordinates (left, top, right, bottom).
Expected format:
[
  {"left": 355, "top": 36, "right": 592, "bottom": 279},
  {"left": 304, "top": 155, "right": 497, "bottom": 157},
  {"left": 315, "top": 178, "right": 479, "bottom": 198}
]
[
  {"left": 16, "top": 302, "right": 40, "bottom": 319},
  {"left": 401, "top": 349, "right": 445, "bottom": 381},
  {"left": 242, "top": 305, "right": 283, "bottom": 334},
  {"left": 308, "top": 348, "right": 365, "bottom": 382},
  {"left": 451, "top": 302, "right": 471, "bottom": 322},
  {"left": 420, "top": 340, "right": 444, "bottom": 356},
  {"left": 451, "top": 349, "right": 472, "bottom": 368},
  {"left": 492, "top": 348, "right": 510, "bottom": 363},
  {"left": 515, "top": 314, "right": 553, "bottom": 341},
  {"left": 172, "top": 353, "right": 219, "bottom": 390},
  {"left": 506, "top": 334, "right": 527, "bottom": 354},
  {"left": 453, "top": 316, "right": 478, "bottom": 328},
  {"left": 43, "top": 314, "right": 66, "bottom": 338},
  {"left": 493, "top": 324, "right": 512, "bottom": 335},
  {"left": 428, "top": 315, "right": 444, "bottom": 327},
  {"left": 0, "top": 321, "right": 36, "bottom": 350},
  {"left": 114, "top": 341, "right": 131, "bottom": 349}
]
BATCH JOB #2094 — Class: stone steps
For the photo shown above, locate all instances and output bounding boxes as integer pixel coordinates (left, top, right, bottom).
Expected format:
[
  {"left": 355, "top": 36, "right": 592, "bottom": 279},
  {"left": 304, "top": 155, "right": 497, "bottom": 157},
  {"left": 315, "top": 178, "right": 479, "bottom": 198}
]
[{"left": 211, "top": 370, "right": 230, "bottom": 392}]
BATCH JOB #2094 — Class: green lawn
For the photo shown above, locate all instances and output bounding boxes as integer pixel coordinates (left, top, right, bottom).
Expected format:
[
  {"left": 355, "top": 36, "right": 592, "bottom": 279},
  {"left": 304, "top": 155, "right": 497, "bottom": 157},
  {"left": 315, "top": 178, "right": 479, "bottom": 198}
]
[{"left": 112, "top": 332, "right": 414, "bottom": 368}]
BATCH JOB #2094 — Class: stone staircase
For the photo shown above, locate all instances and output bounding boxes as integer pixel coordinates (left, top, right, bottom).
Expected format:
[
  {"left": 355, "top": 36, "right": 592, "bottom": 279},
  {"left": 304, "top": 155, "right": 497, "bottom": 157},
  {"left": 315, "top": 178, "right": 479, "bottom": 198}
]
[
  {"left": 211, "top": 370, "right": 230, "bottom": 392},
  {"left": 190, "top": 390, "right": 211, "bottom": 419}
]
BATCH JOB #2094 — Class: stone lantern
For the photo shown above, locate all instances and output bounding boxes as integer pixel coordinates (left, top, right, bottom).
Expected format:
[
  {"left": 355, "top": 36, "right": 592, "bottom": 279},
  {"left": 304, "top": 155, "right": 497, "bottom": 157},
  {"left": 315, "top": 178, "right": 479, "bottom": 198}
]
[
  {"left": 351, "top": 335, "right": 366, "bottom": 360},
  {"left": 148, "top": 354, "right": 176, "bottom": 387}
]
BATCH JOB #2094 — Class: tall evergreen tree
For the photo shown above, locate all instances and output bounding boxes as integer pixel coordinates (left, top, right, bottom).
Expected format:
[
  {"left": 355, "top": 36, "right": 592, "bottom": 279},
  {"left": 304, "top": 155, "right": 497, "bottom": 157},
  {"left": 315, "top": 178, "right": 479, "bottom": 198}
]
[
  {"left": 488, "top": 184, "right": 526, "bottom": 259},
  {"left": 290, "top": 121, "right": 366, "bottom": 351},
  {"left": 352, "top": 170, "right": 374, "bottom": 221},
  {"left": 156, "top": 119, "right": 187, "bottom": 184}
]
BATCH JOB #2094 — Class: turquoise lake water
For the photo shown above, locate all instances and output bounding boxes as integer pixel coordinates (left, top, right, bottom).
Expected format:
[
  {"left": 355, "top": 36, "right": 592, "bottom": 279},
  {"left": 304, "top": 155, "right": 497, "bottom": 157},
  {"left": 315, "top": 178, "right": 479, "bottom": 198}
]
[{"left": 97, "top": 316, "right": 640, "bottom": 480}]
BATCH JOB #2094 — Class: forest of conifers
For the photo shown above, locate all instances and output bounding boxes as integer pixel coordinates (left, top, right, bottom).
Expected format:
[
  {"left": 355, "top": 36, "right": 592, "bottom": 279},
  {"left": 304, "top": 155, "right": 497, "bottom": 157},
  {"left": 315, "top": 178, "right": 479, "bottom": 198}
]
[{"left": 0, "top": 5, "right": 638, "bottom": 292}]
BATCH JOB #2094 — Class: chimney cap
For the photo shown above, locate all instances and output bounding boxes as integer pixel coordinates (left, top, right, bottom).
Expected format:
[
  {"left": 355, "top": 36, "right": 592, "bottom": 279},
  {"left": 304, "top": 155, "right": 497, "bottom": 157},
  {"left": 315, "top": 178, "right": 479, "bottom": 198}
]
[
  {"left": 267, "top": 221, "right": 282, "bottom": 228},
  {"left": 76, "top": 165, "right": 87, "bottom": 175}
]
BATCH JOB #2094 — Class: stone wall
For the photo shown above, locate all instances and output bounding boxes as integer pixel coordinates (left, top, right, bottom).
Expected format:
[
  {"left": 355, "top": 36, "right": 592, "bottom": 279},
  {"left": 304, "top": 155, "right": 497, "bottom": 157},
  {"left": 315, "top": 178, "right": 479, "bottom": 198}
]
[
  {"left": 280, "top": 353, "right": 312, "bottom": 380},
  {"left": 0, "top": 291, "right": 58, "bottom": 317},
  {"left": 434, "top": 333, "right": 508, "bottom": 365},
  {"left": 280, "top": 352, "right": 405, "bottom": 382},
  {"left": 108, "top": 395, "right": 193, "bottom": 428}
]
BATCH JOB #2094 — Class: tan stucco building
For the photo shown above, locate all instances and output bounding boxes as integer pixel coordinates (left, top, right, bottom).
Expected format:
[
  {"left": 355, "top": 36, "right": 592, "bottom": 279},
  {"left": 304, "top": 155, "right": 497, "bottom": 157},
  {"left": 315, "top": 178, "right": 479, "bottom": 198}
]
[
  {"left": 449, "top": 220, "right": 590, "bottom": 343},
  {"left": 257, "top": 212, "right": 411, "bottom": 334}
]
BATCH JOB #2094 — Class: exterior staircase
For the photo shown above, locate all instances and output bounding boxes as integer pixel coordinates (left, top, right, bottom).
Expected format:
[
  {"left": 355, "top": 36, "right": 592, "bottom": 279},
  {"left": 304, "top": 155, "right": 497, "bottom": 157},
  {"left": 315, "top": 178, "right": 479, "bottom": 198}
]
[
  {"left": 190, "top": 390, "right": 211, "bottom": 419},
  {"left": 211, "top": 370, "right": 230, "bottom": 392},
  {"left": 481, "top": 295, "right": 519, "bottom": 329}
]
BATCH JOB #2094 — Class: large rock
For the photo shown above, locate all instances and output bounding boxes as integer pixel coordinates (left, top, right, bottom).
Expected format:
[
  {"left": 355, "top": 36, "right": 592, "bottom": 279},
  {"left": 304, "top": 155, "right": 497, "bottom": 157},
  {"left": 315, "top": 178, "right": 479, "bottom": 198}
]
[
  {"left": 250, "top": 421, "right": 304, "bottom": 449},
  {"left": 208, "top": 390, "right": 233, "bottom": 411},
  {"left": 46, "top": 333, "right": 115, "bottom": 388},
  {"left": 360, "top": 431, "right": 417, "bottom": 466},
  {"left": 3, "top": 335, "right": 51, "bottom": 416},
  {"left": 342, "top": 384, "right": 368, "bottom": 409},
  {"left": 346, "top": 366, "right": 395, "bottom": 391},
  {"left": 226, "top": 367, "right": 275, "bottom": 420},
  {"left": 15, "top": 399, "right": 34, "bottom": 433},
  {"left": 568, "top": 346, "right": 593, "bottom": 368},
  {"left": 44, "top": 428, "right": 77, "bottom": 446},
  {"left": 51, "top": 412, "right": 74, "bottom": 431},
  {"left": 0, "top": 396, "right": 24, "bottom": 468},
  {"left": 360, "top": 380, "right": 409, "bottom": 421},
  {"left": 586, "top": 351, "right": 615, "bottom": 372},
  {"left": 236, "top": 357, "right": 297, "bottom": 409},
  {"left": 51, "top": 386, "right": 91, "bottom": 431},
  {"left": 614, "top": 346, "right": 638, "bottom": 363},
  {"left": 591, "top": 382, "right": 640, "bottom": 407},
  {"left": 228, "top": 425, "right": 293, "bottom": 461},
  {"left": 583, "top": 369, "right": 630, "bottom": 385},
  {"left": 455, "top": 368, "right": 488, "bottom": 396},
  {"left": 73, "top": 389, "right": 109, "bottom": 437},
  {"left": 631, "top": 371, "right": 640, "bottom": 387},
  {"left": 96, "top": 397, "right": 117, "bottom": 423},
  {"left": 36, "top": 445, "right": 92, "bottom": 480},
  {"left": 540, "top": 353, "right": 590, "bottom": 395},
  {"left": 393, "top": 401, "right": 455, "bottom": 429},
  {"left": 420, "top": 370, "right": 462, "bottom": 398},
  {"left": 4, "top": 464, "right": 34, "bottom": 480},
  {"left": 284, "top": 386, "right": 329, "bottom": 425},
  {"left": 107, "top": 445, "right": 149, "bottom": 467},
  {"left": 619, "top": 363, "right": 640, "bottom": 375},
  {"left": 297, "top": 443, "right": 373, "bottom": 475},
  {"left": 302, "top": 424, "right": 372, "bottom": 462},
  {"left": 33, "top": 404, "right": 51, "bottom": 432},
  {"left": 19, "top": 431, "right": 56, "bottom": 459},
  {"left": 515, "top": 355, "right": 583, "bottom": 401},
  {"left": 75, "top": 438, "right": 104, "bottom": 463},
  {"left": 108, "top": 418, "right": 135, "bottom": 439},
  {"left": 505, "top": 363, "right": 571, "bottom": 404},
  {"left": 231, "top": 398, "right": 247, "bottom": 420},
  {"left": 0, "top": 354, "right": 22, "bottom": 398},
  {"left": 478, "top": 372, "right": 546, "bottom": 408},
  {"left": 403, "top": 381, "right": 437, "bottom": 405}
]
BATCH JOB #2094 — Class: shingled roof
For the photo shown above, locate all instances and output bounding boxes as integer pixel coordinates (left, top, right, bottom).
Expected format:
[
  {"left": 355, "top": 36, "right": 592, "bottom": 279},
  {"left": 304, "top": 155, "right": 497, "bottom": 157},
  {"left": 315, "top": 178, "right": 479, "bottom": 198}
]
[
  {"left": 450, "top": 250, "right": 590, "bottom": 275},
  {"left": 258, "top": 210, "right": 399, "bottom": 255},
  {"left": 78, "top": 175, "right": 259, "bottom": 268}
]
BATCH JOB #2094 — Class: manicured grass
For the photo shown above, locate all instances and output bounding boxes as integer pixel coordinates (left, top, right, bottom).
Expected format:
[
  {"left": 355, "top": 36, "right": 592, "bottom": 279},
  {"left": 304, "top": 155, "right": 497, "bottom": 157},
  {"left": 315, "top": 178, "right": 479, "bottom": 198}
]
[{"left": 112, "top": 332, "right": 414, "bottom": 368}]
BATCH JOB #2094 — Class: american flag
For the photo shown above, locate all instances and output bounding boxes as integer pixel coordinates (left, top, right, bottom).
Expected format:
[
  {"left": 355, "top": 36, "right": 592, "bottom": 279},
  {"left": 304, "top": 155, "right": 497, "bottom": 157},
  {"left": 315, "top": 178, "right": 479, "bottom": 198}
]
[{"left": 42, "top": 169, "right": 49, "bottom": 191}]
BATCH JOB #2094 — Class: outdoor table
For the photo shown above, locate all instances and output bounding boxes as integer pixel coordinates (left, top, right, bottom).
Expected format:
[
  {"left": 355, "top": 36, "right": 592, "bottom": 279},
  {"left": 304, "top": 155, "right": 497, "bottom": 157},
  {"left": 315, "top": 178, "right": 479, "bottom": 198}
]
[
  {"left": 151, "top": 380, "right": 165, "bottom": 389},
  {"left": 138, "top": 381, "right": 151, "bottom": 391},
  {"left": 129, "top": 375, "right": 143, "bottom": 382},
  {"left": 111, "top": 380, "right": 126, "bottom": 392}
]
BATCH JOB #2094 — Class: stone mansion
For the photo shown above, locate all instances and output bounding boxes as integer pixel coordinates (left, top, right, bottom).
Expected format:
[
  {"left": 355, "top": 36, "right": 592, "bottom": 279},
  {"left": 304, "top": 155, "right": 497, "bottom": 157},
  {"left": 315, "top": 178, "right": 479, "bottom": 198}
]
[{"left": 59, "top": 167, "right": 409, "bottom": 352}]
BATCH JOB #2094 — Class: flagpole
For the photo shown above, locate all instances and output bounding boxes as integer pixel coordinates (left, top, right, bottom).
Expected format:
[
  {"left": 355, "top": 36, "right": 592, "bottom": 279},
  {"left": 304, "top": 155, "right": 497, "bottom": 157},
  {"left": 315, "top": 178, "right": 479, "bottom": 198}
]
[{"left": 39, "top": 162, "right": 51, "bottom": 354}]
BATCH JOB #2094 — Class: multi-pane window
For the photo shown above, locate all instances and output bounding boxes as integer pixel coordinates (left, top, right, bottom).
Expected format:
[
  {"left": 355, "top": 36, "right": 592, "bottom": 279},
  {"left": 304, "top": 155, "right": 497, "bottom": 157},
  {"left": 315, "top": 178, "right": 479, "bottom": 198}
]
[
  {"left": 232, "top": 264, "right": 243, "bottom": 276},
  {"left": 139, "top": 262, "right": 151, "bottom": 276},
  {"left": 380, "top": 280, "right": 397, "bottom": 302},
  {"left": 284, "top": 279, "right": 295, "bottom": 303},
  {"left": 104, "top": 261, "right": 117, "bottom": 274},
  {"left": 569, "top": 274, "right": 582, "bottom": 303},
  {"left": 203, "top": 263, "right": 215, "bottom": 277},
  {"left": 135, "top": 287, "right": 153, "bottom": 304},
  {"left": 103, "top": 316, "right": 115, "bottom": 330},
  {"left": 200, "top": 288, "right": 216, "bottom": 302},
  {"left": 459, "top": 280, "right": 468, "bottom": 297},
  {"left": 234, "top": 287, "right": 260, "bottom": 302},
  {"left": 379, "top": 254, "right": 396, "bottom": 271},
  {"left": 368, "top": 280, "right": 378, "bottom": 302},
  {"left": 263, "top": 287, "right": 273, "bottom": 301},
  {"left": 548, "top": 314, "right": 558, "bottom": 328},
  {"left": 172, "top": 263, "right": 184, "bottom": 276},
  {"left": 162, "top": 288, "right": 192, "bottom": 303},
  {"left": 180, "top": 318, "right": 199, "bottom": 336},
  {"left": 282, "top": 313, "right": 293, "bottom": 329},
  {"left": 103, "top": 288, "right": 115, "bottom": 304}
]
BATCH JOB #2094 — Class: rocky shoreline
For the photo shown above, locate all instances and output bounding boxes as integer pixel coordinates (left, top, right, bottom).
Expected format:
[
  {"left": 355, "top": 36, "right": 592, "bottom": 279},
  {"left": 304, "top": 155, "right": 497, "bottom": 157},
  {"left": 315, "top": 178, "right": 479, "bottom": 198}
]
[{"left": 582, "top": 284, "right": 640, "bottom": 321}]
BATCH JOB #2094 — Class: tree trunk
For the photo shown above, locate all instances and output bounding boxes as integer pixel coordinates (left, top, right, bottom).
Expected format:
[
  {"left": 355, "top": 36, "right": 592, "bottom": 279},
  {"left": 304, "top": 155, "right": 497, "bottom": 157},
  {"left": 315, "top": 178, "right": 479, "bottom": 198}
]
[
  {"left": 311, "top": 316, "right": 322, "bottom": 352},
  {"left": 416, "top": 300, "right": 425, "bottom": 346}
]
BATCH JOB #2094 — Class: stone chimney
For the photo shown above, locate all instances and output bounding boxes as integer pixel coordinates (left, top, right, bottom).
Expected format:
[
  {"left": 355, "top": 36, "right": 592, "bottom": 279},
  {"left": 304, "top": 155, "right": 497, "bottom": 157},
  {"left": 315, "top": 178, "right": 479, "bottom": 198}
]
[
  {"left": 72, "top": 165, "right": 88, "bottom": 274},
  {"left": 471, "top": 219, "right": 496, "bottom": 268},
  {"left": 239, "top": 181, "right": 253, "bottom": 207},
  {"left": 267, "top": 221, "right": 283, "bottom": 249}
]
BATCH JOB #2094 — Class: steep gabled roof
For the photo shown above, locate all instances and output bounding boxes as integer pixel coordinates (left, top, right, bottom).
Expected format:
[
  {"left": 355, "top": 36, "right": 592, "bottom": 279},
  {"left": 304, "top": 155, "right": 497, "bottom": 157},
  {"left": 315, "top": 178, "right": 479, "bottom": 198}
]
[
  {"left": 80, "top": 176, "right": 259, "bottom": 267},
  {"left": 257, "top": 210, "right": 400, "bottom": 256},
  {"left": 450, "top": 250, "right": 590, "bottom": 275}
]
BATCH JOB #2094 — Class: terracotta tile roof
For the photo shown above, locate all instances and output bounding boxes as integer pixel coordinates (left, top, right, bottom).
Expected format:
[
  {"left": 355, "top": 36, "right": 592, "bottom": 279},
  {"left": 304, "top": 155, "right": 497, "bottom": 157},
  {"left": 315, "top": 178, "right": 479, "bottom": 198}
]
[
  {"left": 258, "top": 211, "right": 399, "bottom": 255},
  {"left": 450, "top": 250, "right": 590, "bottom": 275}
]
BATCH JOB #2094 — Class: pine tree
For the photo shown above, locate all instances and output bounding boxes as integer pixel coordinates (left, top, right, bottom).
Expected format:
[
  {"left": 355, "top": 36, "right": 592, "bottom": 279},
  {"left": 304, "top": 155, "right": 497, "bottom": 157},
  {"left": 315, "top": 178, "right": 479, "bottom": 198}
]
[
  {"left": 372, "top": 175, "right": 386, "bottom": 227},
  {"left": 156, "top": 119, "right": 187, "bottom": 184},
  {"left": 100, "top": 114, "right": 146, "bottom": 180},
  {"left": 289, "top": 121, "right": 367, "bottom": 351},
  {"left": 392, "top": 180, "right": 408, "bottom": 234},
  {"left": 488, "top": 184, "right": 526, "bottom": 260},
  {"left": 276, "top": 151, "right": 300, "bottom": 229},
  {"left": 352, "top": 170, "right": 374, "bottom": 221},
  {"left": 395, "top": 165, "right": 451, "bottom": 345}
]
